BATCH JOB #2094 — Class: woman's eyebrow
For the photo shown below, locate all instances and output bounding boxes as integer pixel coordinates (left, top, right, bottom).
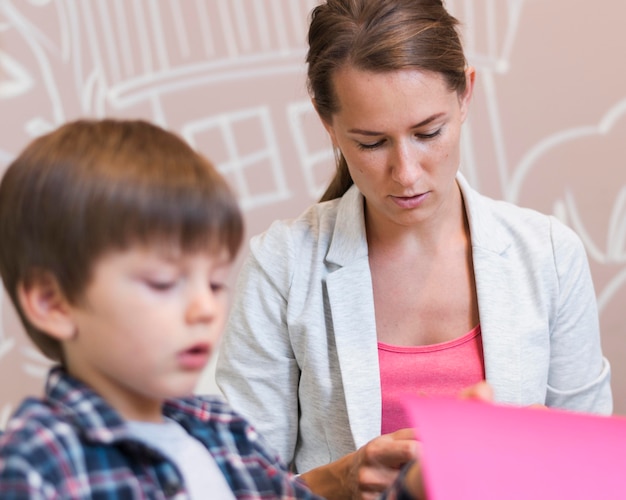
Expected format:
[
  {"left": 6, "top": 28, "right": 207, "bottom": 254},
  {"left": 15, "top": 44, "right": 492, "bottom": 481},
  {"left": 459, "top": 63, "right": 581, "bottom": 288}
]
[{"left": 348, "top": 113, "right": 446, "bottom": 135}]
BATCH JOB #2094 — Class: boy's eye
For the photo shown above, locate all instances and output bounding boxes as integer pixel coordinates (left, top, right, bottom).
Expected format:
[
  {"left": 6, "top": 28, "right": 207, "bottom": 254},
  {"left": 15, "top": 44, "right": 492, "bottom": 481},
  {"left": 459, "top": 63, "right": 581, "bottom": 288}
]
[{"left": 146, "top": 280, "right": 176, "bottom": 291}]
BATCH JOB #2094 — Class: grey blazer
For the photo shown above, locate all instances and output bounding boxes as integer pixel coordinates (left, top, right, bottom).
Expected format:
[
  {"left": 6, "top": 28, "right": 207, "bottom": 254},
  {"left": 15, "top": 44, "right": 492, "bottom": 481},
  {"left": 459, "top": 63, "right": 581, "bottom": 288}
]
[{"left": 216, "top": 173, "right": 612, "bottom": 474}]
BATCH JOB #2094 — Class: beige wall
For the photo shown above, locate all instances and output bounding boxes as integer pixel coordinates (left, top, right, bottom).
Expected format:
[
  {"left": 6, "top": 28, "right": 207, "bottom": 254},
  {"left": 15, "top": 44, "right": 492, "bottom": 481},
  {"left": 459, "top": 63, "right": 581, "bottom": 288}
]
[{"left": 0, "top": 0, "right": 624, "bottom": 428}]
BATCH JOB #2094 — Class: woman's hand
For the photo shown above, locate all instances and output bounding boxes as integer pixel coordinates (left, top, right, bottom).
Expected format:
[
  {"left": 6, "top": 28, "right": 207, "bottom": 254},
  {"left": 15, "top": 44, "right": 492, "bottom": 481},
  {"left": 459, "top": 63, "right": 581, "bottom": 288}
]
[
  {"left": 301, "top": 382, "right": 493, "bottom": 499},
  {"left": 301, "top": 428, "right": 418, "bottom": 500},
  {"left": 349, "top": 428, "right": 419, "bottom": 499},
  {"left": 459, "top": 380, "right": 494, "bottom": 402}
]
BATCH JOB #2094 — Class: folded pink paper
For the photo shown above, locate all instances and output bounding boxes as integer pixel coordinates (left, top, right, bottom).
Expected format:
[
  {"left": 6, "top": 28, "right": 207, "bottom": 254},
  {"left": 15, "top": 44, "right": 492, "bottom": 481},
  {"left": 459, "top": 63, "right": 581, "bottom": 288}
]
[{"left": 403, "top": 396, "right": 626, "bottom": 499}]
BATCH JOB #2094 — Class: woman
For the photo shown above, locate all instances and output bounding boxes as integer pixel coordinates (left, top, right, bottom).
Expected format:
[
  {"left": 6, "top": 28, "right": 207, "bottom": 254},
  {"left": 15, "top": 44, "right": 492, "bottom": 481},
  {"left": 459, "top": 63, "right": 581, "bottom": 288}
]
[{"left": 216, "top": 0, "right": 612, "bottom": 498}]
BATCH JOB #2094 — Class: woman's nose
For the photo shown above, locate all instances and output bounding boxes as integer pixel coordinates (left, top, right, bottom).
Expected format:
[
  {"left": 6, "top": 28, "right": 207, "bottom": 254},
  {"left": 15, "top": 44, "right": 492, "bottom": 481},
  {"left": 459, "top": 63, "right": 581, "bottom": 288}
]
[{"left": 390, "top": 142, "right": 422, "bottom": 186}]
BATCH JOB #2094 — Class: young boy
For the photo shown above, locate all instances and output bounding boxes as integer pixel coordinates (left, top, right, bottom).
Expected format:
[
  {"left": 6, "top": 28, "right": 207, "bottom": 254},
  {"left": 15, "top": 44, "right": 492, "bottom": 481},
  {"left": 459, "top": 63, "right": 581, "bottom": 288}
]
[
  {"left": 0, "top": 119, "right": 320, "bottom": 499},
  {"left": 0, "top": 119, "right": 424, "bottom": 499}
]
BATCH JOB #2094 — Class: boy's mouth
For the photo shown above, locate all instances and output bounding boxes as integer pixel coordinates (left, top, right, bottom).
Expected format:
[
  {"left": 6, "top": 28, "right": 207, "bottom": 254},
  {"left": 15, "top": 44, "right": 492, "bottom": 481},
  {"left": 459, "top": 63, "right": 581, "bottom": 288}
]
[{"left": 178, "top": 343, "right": 211, "bottom": 370}]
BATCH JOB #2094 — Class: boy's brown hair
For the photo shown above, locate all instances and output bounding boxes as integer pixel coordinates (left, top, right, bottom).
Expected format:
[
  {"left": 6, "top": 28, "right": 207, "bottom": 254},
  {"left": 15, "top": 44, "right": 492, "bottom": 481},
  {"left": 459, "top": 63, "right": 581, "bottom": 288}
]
[{"left": 0, "top": 119, "right": 244, "bottom": 363}]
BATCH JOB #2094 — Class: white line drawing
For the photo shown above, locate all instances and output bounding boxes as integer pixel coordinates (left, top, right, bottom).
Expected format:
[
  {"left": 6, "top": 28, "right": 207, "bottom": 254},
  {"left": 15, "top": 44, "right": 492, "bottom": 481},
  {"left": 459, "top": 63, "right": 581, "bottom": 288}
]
[
  {"left": 560, "top": 187, "right": 626, "bottom": 267},
  {"left": 449, "top": 0, "right": 528, "bottom": 193},
  {"left": 288, "top": 100, "right": 335, "bottom": 200},
  {"left": 2, "top": 1, "right": 66, "bottom": 129},
  {"left": 0, "top": 149, "right": 12, "bottom": 164},
  {"left": 597, "top": 267, "right": 626, "bottom": 314},
  {"left": 21, "top": 344, "right": 52, "bottom": 380},
  {"left": 448, "top": 0, "right": 526, "bottom": 73},
  {"left": 0, "top": 336, "right": 15, "bottom": 360},
  {"left": 1, "top": 1, "right": 313, "bottom": 125},
  {"left": 0, "top": 283, "right": 14, "bottom": 360},
  {"left": 0, "top": 403, "right": 12, "bottom": 431},
  {"left": 562, "top": 187, "right": 626, "bottom": 315},
  {"left": 0, "top": 0, "right": 314, "bottom": 212},
  {"left": 510, "top": 98, "right": 626, "bottom": 205},
  {"left": 0, "top": 322, "right": 16, "bottom": 362},
  {"left": 183, "top": 106, "right": 291, "bottom": 211},
  {"left": 507, "top": 98, "right": 626, "bottom": 313},
  {"left": 0, "top": 51, "right": 34, "bottom": 98}
]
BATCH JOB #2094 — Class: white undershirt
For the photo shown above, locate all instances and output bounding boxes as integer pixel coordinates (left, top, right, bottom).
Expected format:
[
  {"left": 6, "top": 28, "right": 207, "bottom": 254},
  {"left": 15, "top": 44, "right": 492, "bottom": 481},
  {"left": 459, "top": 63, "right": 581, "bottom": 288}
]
[{"left": 126, "top": 418, "right": 235, "bottom": 500}]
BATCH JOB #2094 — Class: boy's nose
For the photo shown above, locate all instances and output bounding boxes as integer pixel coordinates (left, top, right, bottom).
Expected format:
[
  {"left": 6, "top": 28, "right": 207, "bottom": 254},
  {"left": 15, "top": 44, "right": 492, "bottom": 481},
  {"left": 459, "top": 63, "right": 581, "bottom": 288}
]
[{"left": 185, "top": 287, "right": 217, "bottom": 323}]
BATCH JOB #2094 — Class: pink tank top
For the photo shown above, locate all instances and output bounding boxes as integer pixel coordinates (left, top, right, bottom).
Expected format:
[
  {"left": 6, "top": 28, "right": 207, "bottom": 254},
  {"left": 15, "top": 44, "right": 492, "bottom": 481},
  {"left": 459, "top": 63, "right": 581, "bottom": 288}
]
[{"left": 378, "top": 325, "right": 485, "bottom": 435}]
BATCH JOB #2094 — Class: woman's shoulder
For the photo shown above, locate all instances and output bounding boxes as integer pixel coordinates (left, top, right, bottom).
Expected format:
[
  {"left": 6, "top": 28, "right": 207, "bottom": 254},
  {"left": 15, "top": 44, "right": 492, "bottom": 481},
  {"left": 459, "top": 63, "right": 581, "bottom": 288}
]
[
  {"left": 461, "top": 177, "right": 583, "bottom": 249},
  {"left": 268, "top": 196, "right": 342, "bottom": 233},
  {"left": 250, "top": 196, "right": 345, "bottom": 254}
]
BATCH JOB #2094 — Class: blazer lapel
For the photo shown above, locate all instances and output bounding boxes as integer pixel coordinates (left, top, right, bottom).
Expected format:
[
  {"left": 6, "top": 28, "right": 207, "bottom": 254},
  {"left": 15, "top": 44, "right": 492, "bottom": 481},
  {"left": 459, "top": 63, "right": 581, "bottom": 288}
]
[
  {"left": 325, "top": 186, "right": 382, "bottom": 447},
  {"left": 327, "top": 262, "right": 382, "bottom": 447},
  {"left": 472, "top": 248, "right": 525, "bottom": 404},
  {"left": 459, "top": 173, "right": 524, "bottom": 405}
]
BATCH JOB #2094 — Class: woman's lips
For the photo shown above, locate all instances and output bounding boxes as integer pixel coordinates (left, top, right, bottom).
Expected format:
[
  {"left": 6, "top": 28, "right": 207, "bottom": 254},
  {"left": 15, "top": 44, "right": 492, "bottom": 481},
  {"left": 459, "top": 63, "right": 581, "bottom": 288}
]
[
  {"left": 391, "top": 191, "right": 429, "bottom": 209},
  {"left": 178, "top": 343, "right": 211, "bottom": 370}
]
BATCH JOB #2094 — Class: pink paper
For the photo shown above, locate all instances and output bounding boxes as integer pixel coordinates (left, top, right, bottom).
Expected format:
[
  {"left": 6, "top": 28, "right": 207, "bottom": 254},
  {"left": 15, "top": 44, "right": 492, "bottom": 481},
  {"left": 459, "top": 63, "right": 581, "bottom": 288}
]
[{"left": 403, "top": 396, "right": 626, "bottom": 499}]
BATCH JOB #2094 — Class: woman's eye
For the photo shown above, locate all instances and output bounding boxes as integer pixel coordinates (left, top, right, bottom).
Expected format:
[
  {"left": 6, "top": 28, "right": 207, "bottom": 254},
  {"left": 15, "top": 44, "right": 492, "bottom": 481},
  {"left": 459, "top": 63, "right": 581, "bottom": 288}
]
[
  {"left": 417, "top": 129, "right": 442, "bottom": 140},
  {"left": 210, "top": 282, "right": 226, "bottom": 293},
  {"left": 357, "top": 140, "right": 384, "bottom": 150}
]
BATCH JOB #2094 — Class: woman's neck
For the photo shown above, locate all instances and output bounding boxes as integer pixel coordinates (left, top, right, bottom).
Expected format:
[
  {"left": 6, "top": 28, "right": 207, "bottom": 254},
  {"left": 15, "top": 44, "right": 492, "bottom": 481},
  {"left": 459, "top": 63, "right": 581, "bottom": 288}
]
[{"left": 365, "top": 182, "right": 468, "bottom": 257}]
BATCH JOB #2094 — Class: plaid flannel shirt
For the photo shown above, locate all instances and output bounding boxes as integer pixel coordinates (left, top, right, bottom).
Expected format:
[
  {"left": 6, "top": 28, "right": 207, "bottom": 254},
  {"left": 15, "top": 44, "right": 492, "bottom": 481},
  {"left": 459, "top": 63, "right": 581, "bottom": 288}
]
[
  {"left": 0, "top": 367, "right": 415, "bottom": 499},
  {"left": 0, "top": 367, "right": 322, "bottom": 499}
]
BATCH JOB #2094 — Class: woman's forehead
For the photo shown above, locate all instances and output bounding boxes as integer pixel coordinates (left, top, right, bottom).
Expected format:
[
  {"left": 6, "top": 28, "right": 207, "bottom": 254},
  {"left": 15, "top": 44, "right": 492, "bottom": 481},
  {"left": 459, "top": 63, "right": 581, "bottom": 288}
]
[{"left": 330, "top": 67, "right": 456, "bottom": 125}]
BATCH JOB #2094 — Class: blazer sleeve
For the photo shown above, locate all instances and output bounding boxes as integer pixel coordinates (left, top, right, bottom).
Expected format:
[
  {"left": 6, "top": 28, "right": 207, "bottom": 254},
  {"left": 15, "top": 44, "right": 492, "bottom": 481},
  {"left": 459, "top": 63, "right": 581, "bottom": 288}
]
[
  {"left": 545, "top": 216, "right": 613, "bottom": 413},
  {"left": 216, "top": 221, "right": 301, "bottom": 466}
]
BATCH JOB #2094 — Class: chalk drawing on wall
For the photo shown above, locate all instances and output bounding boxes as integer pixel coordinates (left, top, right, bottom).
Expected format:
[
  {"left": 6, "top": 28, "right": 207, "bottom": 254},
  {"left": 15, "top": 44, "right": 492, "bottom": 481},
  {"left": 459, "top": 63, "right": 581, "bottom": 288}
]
[
  {"left": 0, "top": 50, "right": 33, "bottom": 98},
  {"left": 288, "top": 100, "right": 335, "bottom": 200},
  {"left": 0, "top": 293, "right": 15, "bottom": 361},
  {"left": 0, "top": 0, "right": 318, "bottom": 410},
  {"left": 0, "top": 150, "right": 11, "bottom": 175},
  {"left": 447, "top": 0, "right": 525, "bottom": 72},
  {"left": 21, "top": 344, "right": 51, "bottom": 379},
  {"left": 1, "top": 0, "right": 314, "bottom": 134},
  {"left": 0, "top": 403, "right": 11, "bottom": 431},
  {"left": 510, "top": 98, "right": 626, "bottom": 207},
  {"left": 182, "top": 106, "right": 291, "bottom": 211},
  {"left": 447, "top": 0, "right": 528, "bottom": 195},
  {"left": 82, "top": 0, "right": 313, "bottom": 118},
  {"left": 1, "top": 1, "right": 66, "bottom": 135},
  {"left": 507, "top": 97, "right": 626, "bottom": 312}
]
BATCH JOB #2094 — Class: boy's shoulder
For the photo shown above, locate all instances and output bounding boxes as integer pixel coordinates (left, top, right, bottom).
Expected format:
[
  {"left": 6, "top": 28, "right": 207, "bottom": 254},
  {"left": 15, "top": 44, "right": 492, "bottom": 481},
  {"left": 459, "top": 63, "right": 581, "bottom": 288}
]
[
  {"left": 0, "top": 395, "right": 83, "bottom": 481},
  {"left": 1, "top": 395, "right": 75, "bottom": 445},
  {"left": 0, "top": 368, "right": 123, "bottom": 471},
  {"left": 0, "top": 388, "right": 250, "bottom": 452}
]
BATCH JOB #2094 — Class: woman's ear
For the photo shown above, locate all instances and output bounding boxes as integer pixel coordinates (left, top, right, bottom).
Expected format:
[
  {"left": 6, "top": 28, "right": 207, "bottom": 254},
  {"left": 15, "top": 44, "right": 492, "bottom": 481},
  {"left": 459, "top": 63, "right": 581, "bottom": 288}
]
[
  {"left": 312, "top": 98, "right": 339, "bottom": 147},
  {"left": 459, "top": 66, "right": 476, "bottom": 122},
  {"left": 17, "top": 271, "right": 76, "bottom": 341}
]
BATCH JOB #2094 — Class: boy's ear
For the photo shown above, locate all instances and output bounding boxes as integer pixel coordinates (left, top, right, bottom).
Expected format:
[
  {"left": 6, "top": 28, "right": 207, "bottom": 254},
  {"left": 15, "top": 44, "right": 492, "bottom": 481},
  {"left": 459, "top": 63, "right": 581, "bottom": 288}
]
[{"left": 17, "top": 271, "right": 76, "bottom": 341}]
